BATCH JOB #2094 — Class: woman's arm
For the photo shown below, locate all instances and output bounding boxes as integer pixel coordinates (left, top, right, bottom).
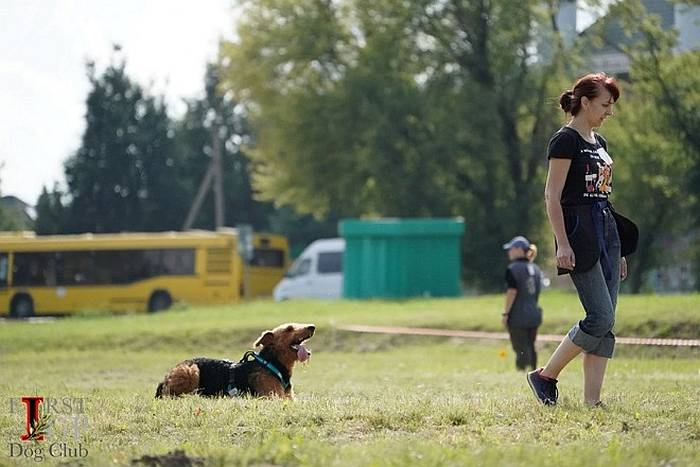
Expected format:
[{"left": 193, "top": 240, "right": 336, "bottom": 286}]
[
  {"left": 544, "top": 158, "right": 575, "bottom": 270},
  {"left": 502, "top": 288, "right": 517, "bottom": 327}
]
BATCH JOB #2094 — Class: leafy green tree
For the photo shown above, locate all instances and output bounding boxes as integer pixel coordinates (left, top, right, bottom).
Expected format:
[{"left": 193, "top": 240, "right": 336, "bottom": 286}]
[
  {"left": 267, "top": 205, "right": 340, "bottom": 257},
  {"left": 590, "top": 0, "right": 700, "bottom": 290},
  {"left": 175, "top": 62, "right": 336, "bottom": 251},
  {"left": 221, "top": 0, "right": 571, "bottom": 289},
  {"left": 603, "top": 92, "right": 694, "bottom": 292},
  {"left": 608, "top": 0, "right": 700, "bottom": 192}
]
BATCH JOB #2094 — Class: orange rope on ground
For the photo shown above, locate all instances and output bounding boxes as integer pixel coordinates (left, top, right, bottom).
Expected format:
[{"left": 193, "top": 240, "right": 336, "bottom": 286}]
[{"left": 338, "top": 324, "right": 700, "bottom": 347}]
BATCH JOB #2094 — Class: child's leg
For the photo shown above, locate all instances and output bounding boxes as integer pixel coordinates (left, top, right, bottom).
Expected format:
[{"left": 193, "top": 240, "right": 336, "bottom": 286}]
[
  {"left": 508, "top": 327, "right": 529, "bottom": 370},
  {"left": 528, "top": 327, "right": 538, "bottom": 370}
]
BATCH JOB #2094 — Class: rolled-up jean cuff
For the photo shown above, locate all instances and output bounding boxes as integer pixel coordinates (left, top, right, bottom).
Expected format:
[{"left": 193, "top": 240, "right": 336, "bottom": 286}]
[{"left": 568, "top": 323, "right": 615, "bottom": 358}]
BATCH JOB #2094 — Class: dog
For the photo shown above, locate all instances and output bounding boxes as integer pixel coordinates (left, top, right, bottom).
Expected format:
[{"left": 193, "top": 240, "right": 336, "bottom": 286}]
[{"left": 155, "top": 323, "right": 315, "bottom": 399}]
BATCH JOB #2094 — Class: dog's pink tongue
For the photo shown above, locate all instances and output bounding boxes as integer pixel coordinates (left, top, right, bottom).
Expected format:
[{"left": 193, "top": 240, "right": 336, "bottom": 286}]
[{"left": 297, "top": 344, "right": 310, "bottom": 362}]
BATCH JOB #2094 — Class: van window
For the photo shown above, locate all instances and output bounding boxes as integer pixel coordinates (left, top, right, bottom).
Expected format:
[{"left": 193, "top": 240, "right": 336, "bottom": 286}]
[
  {"left": 287, "top": 258, "right": 311, "bottom": 277},
  {"left": 317, "top": 251, "right": 342, "bottom": 274}
]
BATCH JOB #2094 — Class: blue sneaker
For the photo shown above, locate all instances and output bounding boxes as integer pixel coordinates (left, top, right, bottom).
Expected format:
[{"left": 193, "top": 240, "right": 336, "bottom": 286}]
[{"left": 527, "top": 368, "right": 558, "bottom": 406}]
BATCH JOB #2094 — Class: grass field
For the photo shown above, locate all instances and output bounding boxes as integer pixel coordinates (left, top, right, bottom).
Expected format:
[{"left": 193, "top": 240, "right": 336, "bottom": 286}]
[{"left": 1, "top": 291, "right": 698, "bottom": 466}]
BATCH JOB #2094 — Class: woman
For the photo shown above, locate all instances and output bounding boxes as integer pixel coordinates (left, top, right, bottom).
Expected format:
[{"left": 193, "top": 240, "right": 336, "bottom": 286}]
[
  {"left": 502, "top": 236, "right": 543, "bottom": 371},
  {"left": 526, "top": 73, "right": 638, "bottom": 407}
]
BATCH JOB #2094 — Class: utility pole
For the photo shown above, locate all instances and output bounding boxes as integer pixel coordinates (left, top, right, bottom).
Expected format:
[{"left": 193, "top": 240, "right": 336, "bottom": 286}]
[
  {"left": 212, "top": 126, "right": 224, "bottom": 229},
  {"left": 183, "top": 123, "right": 225, "bottom": 230}
]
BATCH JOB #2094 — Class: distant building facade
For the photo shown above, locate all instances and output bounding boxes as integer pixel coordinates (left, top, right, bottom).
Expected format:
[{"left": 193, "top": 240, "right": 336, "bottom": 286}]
[{"left": 555, "top": 0, "right": 700, "bottom": 75}]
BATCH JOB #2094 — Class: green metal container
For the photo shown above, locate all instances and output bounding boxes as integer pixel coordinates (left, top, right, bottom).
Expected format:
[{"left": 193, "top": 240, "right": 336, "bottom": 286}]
[{"left": 339, "top": 218, "right": 465, "bottom": 299}]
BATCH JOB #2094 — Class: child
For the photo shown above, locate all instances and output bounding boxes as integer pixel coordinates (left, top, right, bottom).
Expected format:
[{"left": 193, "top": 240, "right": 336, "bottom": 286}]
[{"left": 502, "top": 236, "right": 543, "bottom": 371}]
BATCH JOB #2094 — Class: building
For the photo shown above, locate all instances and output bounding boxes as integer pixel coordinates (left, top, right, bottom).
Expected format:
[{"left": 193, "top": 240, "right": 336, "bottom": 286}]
[
  {"left": 0, "top": 196, "right": 34, "bottom": 230},
  {"left": 556, "top": 0, "right": 700, "bottom": 75}
]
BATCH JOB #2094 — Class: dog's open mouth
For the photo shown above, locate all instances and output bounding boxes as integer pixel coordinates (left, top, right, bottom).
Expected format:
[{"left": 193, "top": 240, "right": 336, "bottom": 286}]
[{"left": 290, "top": 337, "right": 312, "bottom": 362}]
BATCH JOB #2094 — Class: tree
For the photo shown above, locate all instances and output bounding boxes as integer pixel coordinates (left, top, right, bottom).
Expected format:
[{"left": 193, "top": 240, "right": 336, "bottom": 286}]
[
  {"left": 265, "top": 205, "right": 338, "bottom": 256},
  {"left": 603, "top": 91, "right": 694, "bottom": 292},
  {"left": 34, "top": 184, "right": 67, "bottom": 235},
  {"left": 589, "top": 0, "right": 700, "bottom": 290},
  {"left": 174, "top": 63, "right": 274, "bottom": 230},
  {"left": 221, "top": 0, "right": 572, "bottom": 289},
  {"left": 62, "top": 50, "right": 186, "bottom": 233},
  {"left": 607, "top": 0, "right": 700, "bottom": 196}
]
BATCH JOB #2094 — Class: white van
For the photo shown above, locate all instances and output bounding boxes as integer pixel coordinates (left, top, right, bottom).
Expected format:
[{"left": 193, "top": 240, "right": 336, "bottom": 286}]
[{"left": 273, "top": 238, "right": 344, "bottom": 301}]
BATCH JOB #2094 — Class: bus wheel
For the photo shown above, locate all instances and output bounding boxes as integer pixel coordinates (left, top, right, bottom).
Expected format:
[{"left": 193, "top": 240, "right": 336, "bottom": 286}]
[
  {"left": 10, "top": 294, "right": 35, "bottom": 319},
  {"left": 148, "top": 291, "right": 172, "bottom": 313}
]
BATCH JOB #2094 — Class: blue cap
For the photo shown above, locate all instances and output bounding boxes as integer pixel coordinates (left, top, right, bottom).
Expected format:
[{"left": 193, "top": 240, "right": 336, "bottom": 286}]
[{"left": 503, "top": 236, "right": 530, "bottom": 250}]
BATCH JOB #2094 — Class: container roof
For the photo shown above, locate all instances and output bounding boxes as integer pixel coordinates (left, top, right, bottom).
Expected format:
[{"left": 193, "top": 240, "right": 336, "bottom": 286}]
[{"left": 340, "top": 218, "right": 465, "bottom": 237}]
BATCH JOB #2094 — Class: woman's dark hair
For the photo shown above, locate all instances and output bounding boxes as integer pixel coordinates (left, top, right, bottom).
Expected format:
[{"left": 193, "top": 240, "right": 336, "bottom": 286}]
[{"left": 559, "top": 72, "right": 620, "bottom": 115}]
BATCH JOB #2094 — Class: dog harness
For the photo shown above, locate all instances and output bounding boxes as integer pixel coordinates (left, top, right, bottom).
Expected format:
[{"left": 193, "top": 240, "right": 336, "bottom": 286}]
[
  {"left": 247, "top": 351, "right": 290, "bottom": 390},
  {"left": 226, "top": 351, "right": 290, "bottom": 396}
]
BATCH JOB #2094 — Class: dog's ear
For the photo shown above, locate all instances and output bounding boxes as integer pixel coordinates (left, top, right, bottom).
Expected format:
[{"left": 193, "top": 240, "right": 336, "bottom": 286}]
[{"left": 254, "top": 331, "right": 274, "bottom": 347}]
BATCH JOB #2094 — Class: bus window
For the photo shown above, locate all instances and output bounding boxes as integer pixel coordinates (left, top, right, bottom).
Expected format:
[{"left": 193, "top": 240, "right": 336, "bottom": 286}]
[
  {"left": 13, "top": 249, "right": 196, "bottom": 287},
  {"left": 94, "top": 250, "right": 133, "bottom": 284},
  {"left": 0, "top": 253, "right": 7, "bottom": 287},
  {"left": 13, "top": 252, "right": 57, "bottom": 286},
  {"left": 250, "top": 248, "right": 285, "bottom": 268},
  {"left": 161, "top": 249, "right": 195, "bottom": 275},
  {"left": 94, "top": 249, "right": 195, "bottom": 284},
  {"left": 60, "top": 251, "right": 95, "bottom": 285}
]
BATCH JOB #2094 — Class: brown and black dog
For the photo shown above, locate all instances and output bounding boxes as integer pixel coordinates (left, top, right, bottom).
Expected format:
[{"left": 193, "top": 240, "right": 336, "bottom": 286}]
[{"left": 155, "top": 323, "right": 315, "bottom": 399}]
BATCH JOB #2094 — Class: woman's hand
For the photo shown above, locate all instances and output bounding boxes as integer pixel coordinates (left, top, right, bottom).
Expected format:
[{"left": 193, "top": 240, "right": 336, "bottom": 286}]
[
  {"left": 501, "top": 313, "right": 509, "bottom": 328},
  {"left": 620, "top": 257, "right": 628, "bottom": 281},
  {"left": 556, "top": 244, "right": 576, "bottom": 271}
]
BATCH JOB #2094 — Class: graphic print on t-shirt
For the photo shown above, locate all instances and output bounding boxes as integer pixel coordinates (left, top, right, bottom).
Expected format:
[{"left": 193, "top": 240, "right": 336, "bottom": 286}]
[
  {"left": 582, "top": 147, "right": 613, "bottom": 199},
  {"left": 546, "top": 127, "right": 615, "bottom": 205}
]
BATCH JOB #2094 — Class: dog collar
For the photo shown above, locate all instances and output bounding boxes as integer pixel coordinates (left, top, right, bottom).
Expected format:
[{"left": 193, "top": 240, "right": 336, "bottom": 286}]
[{"left": 243, "top": 351, "right": 290, "bottom": 389}]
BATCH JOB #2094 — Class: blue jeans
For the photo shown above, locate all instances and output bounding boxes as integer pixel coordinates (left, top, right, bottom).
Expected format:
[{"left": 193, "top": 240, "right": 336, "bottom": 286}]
[{"left": 567, "top": 205, "right": 621, "bottom": 358}]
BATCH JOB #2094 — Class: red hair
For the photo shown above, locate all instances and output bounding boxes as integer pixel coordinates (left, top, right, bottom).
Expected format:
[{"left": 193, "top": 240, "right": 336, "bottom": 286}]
[{"left": 559, "top": 72, "right": 620, "bottom": 116}]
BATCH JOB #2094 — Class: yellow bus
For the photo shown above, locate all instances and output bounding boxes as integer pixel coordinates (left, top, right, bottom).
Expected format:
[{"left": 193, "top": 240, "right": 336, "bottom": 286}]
[
  {"left": 246, "top": 233, "right": 289, "bottom": 298},
  {"left": 0, "top": 231, "right": 244, "bottom": 317}
]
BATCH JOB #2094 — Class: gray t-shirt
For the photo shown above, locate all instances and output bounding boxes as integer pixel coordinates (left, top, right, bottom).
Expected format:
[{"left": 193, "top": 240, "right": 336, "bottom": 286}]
[{"left": 505, "top": 258, "right": 543, "bottom": 328}]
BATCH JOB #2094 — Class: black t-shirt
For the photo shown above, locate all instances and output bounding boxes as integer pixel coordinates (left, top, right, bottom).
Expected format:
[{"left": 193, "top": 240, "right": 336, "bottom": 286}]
[
  {"left": 547, "top": 127, "right": 613, "bottom": 206},
  {"left": 504, "top": 258, "right": 542, "bottom": 328}
]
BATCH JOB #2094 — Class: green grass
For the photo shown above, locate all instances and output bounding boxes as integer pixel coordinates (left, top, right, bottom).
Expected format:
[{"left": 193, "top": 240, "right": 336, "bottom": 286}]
[{"left": 0, "top": 291, "right": 699, "bottom": 466}]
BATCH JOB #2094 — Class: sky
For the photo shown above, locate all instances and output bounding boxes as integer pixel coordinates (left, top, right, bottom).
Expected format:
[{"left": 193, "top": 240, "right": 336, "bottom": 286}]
[
  {"left": 0, "top": 0, "right": 236, "bottom": 206},
  {"left": 0, "top": 1, "right": 604, "bottom": 209}
]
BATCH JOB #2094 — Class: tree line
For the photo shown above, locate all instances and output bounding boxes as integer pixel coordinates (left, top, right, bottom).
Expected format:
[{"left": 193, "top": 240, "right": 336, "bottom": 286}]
[
  {"left": 8, "top": 0, "right": 699, "bottom": 292},
  {"left": 29, "top": 50, "right": 336, "bottom": 255},
  {"left": 218, "top": 0, "right": 700, "bottom": 292}
]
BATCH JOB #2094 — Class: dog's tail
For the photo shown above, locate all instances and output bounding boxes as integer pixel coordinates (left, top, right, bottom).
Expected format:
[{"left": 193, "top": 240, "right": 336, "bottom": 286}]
[{"left": 155, "top": 381, "right": 165, "bottom": 398}]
